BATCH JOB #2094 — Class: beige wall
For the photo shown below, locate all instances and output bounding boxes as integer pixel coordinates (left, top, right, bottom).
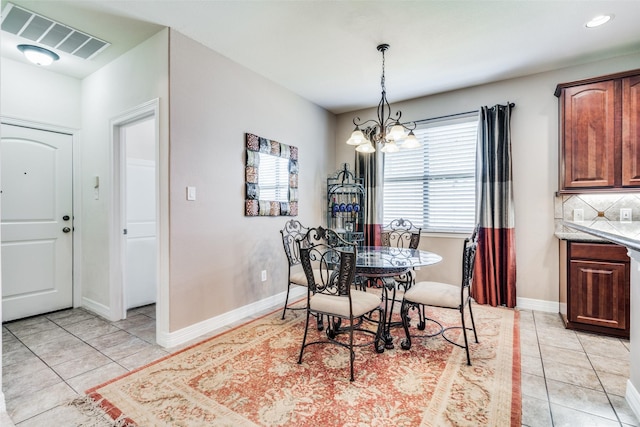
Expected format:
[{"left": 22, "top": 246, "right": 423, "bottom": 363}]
[
  {"left": 167, "top": 30, "right": 335, "bottom": 331},
  {"left": 335, "top": 52, "right": 640, "bottom": 305}
]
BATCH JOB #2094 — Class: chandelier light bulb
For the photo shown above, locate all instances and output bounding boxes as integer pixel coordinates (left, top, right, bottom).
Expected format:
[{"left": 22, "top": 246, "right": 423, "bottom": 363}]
[
  {"left": 402, "top": 131, "right": 421, "bottom": 149},
  {"left": 381, "top": 141, "right": 399, "bottom": 153},
  {"left": 388, "top": 123, "right": 406, "bottom": 141},
  {"left": 346, "top": 129, "right": 367, "bottom": 145},
  {"left": 356, "top": 141, "right": 376, "bottom": 153}
]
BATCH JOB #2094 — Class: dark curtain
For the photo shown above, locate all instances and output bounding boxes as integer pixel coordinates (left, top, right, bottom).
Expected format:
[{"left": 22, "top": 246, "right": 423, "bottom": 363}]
[
  {"left": 473, "top": 103, "right": 517, "bottom": 308},
  {"left": 355, "top": 150, "right": 383, "bottom": 246}
]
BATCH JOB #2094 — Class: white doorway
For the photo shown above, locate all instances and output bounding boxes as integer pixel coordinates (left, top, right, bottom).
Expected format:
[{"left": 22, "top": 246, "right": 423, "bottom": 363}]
[
  {"left": 110, "top": 101, "right": 160, "bottom": 322},
  {"left": 1, "top": 124, "right": 73, "bottom": 321},
  {"left": 122, "top": 118, "right": 157, "bottom": 310}
]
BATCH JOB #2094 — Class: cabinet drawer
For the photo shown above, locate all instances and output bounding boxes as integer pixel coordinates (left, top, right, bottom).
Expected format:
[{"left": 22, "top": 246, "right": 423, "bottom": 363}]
[{"left": 569, "top": 242, "right": 629, "bottom": 262}]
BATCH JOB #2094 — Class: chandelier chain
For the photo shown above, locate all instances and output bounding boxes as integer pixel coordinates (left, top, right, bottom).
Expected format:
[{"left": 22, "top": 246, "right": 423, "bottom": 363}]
[{"left": 380, "top": 48, "right": 386, "bottom": 95}]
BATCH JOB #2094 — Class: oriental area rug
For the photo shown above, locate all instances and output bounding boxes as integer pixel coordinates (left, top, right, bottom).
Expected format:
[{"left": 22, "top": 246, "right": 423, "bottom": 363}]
[{"left": 76, "top": 301, "right": 520, "bottom": 426}]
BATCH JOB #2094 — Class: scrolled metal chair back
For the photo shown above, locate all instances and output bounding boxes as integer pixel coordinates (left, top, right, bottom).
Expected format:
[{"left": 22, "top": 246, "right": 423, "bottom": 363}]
[
  {"left": 461, "top": 232, "right": 478, "bottom": 291},
  {"left": 381, "top": 218, "right": 421, "bottom": 249},
  {"left": 280, "top": 219, "right": 311, "bottom": 267},
  {"left": 299, "top": 227, "right": 357, "bottom": 296}
]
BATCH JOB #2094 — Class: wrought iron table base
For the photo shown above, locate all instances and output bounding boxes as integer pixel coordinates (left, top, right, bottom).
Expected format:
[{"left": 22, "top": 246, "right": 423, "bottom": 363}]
[{"left": 359, "top": 273, "right": 407, "bottom": 349}]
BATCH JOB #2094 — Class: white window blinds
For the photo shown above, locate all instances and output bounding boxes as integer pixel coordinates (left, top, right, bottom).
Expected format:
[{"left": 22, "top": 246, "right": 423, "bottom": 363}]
[
  {"left": 383, "top": 112, "right": 478, "bottom": 233},
  {"left": 258, "top": 154, "right": 290, "bottom": 202}
]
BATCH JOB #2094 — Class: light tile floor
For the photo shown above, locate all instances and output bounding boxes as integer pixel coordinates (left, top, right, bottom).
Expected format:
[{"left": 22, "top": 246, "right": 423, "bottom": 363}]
[
  {"left": 520, "top": 310, "right": 639, "bottom": 427},
  {"left": 1, "top": 305, "right": 639, "bottom": 426}
]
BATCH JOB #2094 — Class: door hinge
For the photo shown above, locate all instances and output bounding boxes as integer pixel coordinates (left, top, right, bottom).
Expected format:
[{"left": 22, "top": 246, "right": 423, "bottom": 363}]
[{"left": 123, "top": 229, "right": 128, "bottom": 235}]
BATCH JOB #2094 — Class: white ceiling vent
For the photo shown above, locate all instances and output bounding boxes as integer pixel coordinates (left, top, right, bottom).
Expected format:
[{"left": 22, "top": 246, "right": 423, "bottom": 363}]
[{"left": 1, "top": 3, "right": 110, "bottom": 60}]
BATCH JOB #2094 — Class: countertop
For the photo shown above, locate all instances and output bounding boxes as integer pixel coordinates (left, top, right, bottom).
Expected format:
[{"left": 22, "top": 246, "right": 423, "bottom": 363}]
[
  {"left": 562, "top": 220, "right": 640, "bottom": 252},
  {"left": 554, "top": 231, "right": 607, "bottom": 242}
]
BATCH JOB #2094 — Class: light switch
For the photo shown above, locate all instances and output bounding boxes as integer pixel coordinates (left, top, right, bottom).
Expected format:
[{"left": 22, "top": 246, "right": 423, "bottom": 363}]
[{"left": 187, "top": 186, "right": 196, "bottom": 201}]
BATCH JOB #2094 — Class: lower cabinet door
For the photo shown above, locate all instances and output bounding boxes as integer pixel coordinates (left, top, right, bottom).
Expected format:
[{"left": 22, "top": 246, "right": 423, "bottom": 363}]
[{"left": 568, "top": 259, "right": 629, "bottom": 332}]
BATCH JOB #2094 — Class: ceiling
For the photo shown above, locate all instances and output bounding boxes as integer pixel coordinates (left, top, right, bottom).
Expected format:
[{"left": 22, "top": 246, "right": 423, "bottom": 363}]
[{"left": 2, "top": 1, "right": 640, "bottom": 114}]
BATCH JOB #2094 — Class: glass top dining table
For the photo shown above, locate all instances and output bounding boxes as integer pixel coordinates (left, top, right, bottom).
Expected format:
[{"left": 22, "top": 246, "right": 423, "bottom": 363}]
[
  {"left": 352, "top": 246, "right": 442, "bottom": 349},
  {"left": 354, "top": 246, "right": 442, "bottom": 277}
]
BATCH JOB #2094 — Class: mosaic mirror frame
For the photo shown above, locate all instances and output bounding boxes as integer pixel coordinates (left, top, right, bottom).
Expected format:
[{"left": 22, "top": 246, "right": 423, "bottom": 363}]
[{"left": 245, "top": 133, "right": 298, "bottom": 216}]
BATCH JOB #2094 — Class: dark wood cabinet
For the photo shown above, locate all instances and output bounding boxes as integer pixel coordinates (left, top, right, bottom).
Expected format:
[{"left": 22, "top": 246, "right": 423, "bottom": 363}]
[
  {"left": 565, "top": 242, "right": 630, "bottom": 338},
  {"left": 560, "top": 81, "right": 617, "bottom": 189},
  {"left": 556, "top": 69, "right": 640, "bottom": 193},
  {"left": 622, "top": 75, "right": 640, "bottom": 186}
]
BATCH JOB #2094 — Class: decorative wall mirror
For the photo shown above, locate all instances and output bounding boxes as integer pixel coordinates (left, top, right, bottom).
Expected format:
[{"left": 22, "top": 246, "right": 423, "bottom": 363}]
[{"left": 245, "top": 133, "right": 298, "bottom": 216}]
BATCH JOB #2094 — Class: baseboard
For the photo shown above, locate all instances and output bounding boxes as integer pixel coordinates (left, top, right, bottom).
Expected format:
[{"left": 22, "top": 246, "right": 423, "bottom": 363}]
[
  {"left": 81, "top": 297, "right": 115, "bottom": 321},
  {"left": 0, "top": 391, "right": 14, "bottom": 427},
  {"left": 516, "top": 297, "right": 559, "bottom": 313},
  {"left": 157, "top": 287, "right": 306, "bottom": 348},
  {"left": 627, "top": 380, "right": 640, "bottom": 422}
]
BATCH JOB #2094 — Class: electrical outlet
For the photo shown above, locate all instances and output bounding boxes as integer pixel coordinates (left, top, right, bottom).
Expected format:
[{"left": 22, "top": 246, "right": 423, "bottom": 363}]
[
  {"left": 621, "top": 208, "right": 632, "bottom": 223},
  {"left": 573, "top": 209, "right": 584, "bottom": 222},
  {"left": 261, "top": 270, "right": 267, "bottom": 282}
]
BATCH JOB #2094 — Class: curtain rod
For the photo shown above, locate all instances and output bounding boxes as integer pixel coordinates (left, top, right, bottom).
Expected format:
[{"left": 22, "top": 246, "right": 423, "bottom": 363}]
[
  {"left": 412, "top": 109, "right": 478, "bottom": 125},
  {"left": 410, "top": 103, "right": 515, "bottom": 125}
]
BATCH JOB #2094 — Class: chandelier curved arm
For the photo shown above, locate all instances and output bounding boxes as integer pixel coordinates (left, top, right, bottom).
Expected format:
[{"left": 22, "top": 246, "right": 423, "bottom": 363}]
[
  {"left": 352, "top": 116, "right": 380, "bottom": 129},
  {"left": 395, "top": 118, "right": 416, "bottom": 132}
]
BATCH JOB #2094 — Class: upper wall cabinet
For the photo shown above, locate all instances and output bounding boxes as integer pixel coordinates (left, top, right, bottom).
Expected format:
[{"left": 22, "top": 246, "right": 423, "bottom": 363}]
[
  {"left": 622, "top": 75, "right": 640, "bottom": 186},
  {"left": 556, "top": 69, "right": 640, "bottom": 193}
]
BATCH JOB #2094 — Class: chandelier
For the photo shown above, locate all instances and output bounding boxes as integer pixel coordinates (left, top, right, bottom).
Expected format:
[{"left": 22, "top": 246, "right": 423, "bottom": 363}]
[{"left": 346, "top": 44, "right": 420, "bottom": 154}]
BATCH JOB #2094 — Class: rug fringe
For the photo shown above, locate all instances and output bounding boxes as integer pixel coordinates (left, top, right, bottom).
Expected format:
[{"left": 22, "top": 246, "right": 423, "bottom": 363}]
[{"left": 68, "top": 395, "right": 135, "bottom": 427}]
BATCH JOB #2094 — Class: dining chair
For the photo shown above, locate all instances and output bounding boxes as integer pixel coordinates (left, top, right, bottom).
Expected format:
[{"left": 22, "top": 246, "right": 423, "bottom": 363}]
[
  {"left": 381, "top": 218, "right": 422, "bottom": 250},
  {"left": 280, "top": 219, "right": 313, "bottom": 320},
  {"left": 399, "top": 230, "right": 478, "bottom": 365},
  {"left": 297, "top": 226, "right": 385, "bottom": 381},
  {"left": 380, "top": 218, "right": 422, "bottom": 291}
]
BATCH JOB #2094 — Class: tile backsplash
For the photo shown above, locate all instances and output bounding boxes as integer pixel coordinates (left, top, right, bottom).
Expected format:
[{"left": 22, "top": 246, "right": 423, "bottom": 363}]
[{"left": 554, "top": 193, "right": 640, "bottom": 233}]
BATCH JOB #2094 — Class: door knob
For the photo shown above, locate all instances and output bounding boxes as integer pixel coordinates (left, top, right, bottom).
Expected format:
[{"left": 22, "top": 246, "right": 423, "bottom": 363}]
[
  {"left": 62, "top": 227, "right": 71, "bottom": 233},
  {"left": 63, "top": 215, "right": 70, "bottom": 221}
]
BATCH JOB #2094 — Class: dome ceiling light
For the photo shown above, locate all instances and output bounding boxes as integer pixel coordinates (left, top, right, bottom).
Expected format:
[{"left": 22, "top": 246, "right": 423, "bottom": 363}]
[
  {"left": 1, "top": 2, "right": 110, "bottom": 62},
  {"left": 585, "top": 14, "right": 613, "bottom": 28},
  {"left": 17, "top": 44, "right": 59, "bottom": 66}
]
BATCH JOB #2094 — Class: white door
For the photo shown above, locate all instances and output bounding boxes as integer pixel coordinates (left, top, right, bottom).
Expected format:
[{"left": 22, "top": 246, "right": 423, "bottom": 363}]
[
  {"left": 1, "top": 124, "right": 73, "bottom": 322},
  {"left": 122, "top": 118, "right": 157, "bottom": 310}
]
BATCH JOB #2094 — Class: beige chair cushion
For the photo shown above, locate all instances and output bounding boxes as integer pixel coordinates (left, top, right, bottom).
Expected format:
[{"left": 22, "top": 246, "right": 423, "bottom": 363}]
[
  {"left": 404, "top": 281, "right": 467, "bottom": 309},
  {"left": 310, "top": 290, "right": 381, "bottom": 318},
  {"left": 289, "top": 264, "right": 322, "bottom": 286}
]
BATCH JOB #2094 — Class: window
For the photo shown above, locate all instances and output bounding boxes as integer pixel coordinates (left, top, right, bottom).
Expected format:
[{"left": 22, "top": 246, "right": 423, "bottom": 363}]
[
  {"left": 383, "top": 112, "right": 478, "bottom": 233},
  {"left": 258, "top": 153, "right": 290, "bottom": 202}
]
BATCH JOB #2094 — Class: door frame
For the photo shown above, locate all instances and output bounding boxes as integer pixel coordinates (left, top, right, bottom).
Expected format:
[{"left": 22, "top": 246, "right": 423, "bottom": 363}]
[
  {"left": 0, "top": 116, "right": 82, "bottom": 309},
  {"left": 109, "top": 99, "right": 162, "bottom": 327}
]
